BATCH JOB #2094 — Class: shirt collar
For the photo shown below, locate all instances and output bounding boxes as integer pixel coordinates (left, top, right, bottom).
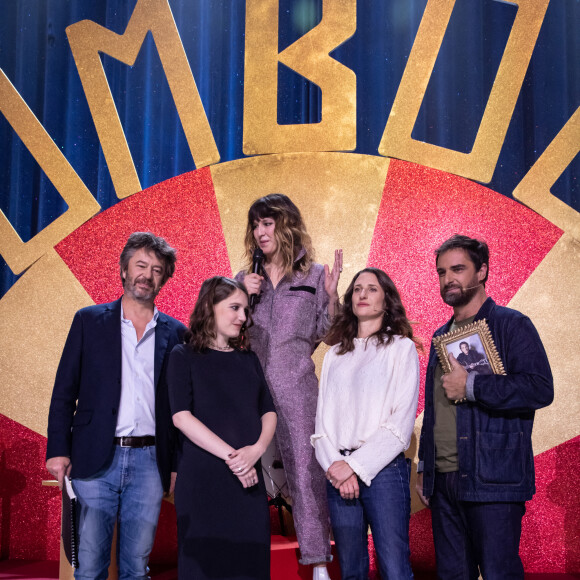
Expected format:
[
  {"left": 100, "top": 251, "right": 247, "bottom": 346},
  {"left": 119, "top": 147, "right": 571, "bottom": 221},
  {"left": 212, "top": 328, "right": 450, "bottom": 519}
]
[
  {"left": 120, "top": 302, "right": 159, "bottom": 326},
  {"left": 294, "top": 247, "right": 307, "bottom": 263}
]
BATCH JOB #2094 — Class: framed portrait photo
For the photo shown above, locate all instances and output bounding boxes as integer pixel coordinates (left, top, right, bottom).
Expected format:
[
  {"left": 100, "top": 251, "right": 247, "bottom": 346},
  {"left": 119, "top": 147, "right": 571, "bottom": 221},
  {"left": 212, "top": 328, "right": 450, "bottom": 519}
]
[{"left": 432, "top": 319, "right": 506, "bottom": 376}]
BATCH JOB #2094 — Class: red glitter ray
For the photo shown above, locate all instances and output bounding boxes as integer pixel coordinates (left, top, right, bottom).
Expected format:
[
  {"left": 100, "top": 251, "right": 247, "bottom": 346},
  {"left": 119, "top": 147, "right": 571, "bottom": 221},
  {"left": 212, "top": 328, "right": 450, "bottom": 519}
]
[
  {"left": 520, "top": 436, "right": 580, "bottom": 573},
  {"left": 56, "top": 168, "right": 232, "bottom": 325},
  {"left": 0, "top": 413, "right": 62, "bottom": 561},
  {"left": 409, "top": 506, "right": 436, "bottom": 571},
  {"left": 367, "top": 159, "right": 563, "bottom": 416}
]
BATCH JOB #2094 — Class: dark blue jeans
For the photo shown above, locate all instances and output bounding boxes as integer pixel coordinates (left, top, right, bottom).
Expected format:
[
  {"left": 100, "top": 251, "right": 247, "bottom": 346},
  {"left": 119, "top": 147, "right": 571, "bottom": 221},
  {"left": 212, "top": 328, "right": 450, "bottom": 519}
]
[
  {"left": 326, "top": 453, "right": 413, "bottom": 580},
  {"left": 431, "top": 471, "right": 526, "bottom": 580}
]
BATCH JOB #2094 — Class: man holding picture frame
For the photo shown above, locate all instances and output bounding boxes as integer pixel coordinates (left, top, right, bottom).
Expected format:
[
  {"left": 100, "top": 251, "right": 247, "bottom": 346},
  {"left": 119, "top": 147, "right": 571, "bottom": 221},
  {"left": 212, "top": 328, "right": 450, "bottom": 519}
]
[{"left": 416, "top": 234, "right": 553, "bottom": 580}]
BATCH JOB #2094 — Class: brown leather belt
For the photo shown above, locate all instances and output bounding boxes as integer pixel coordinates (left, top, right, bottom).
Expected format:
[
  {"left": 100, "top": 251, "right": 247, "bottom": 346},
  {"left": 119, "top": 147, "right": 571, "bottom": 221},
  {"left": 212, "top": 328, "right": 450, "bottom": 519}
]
[{"left": 113, "top": 436, "right": 155, "bottom": 448}]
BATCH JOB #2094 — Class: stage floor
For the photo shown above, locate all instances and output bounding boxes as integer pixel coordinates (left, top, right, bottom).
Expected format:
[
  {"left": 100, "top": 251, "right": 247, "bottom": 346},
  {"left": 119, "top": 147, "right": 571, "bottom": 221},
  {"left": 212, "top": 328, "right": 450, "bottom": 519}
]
[{"left": 0, "top": 560, "right": 578, "bottom": 580}]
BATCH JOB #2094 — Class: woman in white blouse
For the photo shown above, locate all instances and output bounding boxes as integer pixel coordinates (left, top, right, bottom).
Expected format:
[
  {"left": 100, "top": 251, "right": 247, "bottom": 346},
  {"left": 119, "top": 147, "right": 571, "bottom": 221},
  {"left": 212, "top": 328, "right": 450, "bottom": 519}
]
[{"left": 311, "top": 268, "right": 420, "bottom": 579}]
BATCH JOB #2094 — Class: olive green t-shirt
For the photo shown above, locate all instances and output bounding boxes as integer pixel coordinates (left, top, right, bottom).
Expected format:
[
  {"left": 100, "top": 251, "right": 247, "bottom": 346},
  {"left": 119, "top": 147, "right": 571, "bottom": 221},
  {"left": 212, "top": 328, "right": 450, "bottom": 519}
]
[{"left": 433, "top": 315, "right": 475, "bottom": 472}]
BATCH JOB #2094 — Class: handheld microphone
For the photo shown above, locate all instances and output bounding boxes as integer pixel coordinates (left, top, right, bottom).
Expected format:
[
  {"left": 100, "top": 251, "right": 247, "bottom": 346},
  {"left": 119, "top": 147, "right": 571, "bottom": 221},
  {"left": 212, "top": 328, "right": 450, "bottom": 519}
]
[{"left": 250, "top": 248, "right": 264, "bottom": 308}]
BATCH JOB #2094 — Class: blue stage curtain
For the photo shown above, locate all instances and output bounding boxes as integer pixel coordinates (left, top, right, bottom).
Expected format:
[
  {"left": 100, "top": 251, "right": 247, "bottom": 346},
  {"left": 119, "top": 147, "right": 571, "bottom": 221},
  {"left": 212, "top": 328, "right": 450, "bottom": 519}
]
[{"left": 1, "top": 0, "right": 578, "bottom": 295}]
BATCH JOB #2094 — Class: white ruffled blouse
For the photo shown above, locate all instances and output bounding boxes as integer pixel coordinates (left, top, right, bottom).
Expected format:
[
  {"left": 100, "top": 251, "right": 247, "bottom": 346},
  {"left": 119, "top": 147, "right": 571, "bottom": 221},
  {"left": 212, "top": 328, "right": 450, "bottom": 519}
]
[{"left": 311, "top": 335, "right": 420, "bottom": 486}]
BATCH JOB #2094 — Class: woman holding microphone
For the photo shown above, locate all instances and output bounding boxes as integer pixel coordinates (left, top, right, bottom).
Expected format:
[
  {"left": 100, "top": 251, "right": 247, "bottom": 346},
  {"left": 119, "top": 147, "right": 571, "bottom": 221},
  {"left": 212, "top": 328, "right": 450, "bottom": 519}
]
[
  {"left": 312, "top": 268, "right": 420, "bottom": 579},
  {"left": 236, "top": 194, "right": 341, "bottom": 579}
]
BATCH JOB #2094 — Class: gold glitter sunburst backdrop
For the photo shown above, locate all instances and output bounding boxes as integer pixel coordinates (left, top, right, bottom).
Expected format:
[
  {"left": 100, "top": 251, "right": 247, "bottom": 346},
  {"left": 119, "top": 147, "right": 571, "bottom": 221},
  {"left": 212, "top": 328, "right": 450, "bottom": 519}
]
[{"left": 0, "top": 0, "right": 579, "bottom": 574}]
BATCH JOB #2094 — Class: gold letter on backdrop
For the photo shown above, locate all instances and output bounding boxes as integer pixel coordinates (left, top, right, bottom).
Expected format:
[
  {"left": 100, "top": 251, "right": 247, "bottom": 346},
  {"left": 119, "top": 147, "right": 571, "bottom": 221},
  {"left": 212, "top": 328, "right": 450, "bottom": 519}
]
[
  {"left": 0, "top": 71, "right": 100, "bottom": 275},
  {"left": 67, "top": 0, "right": 219, "bottom": 200},
  {"left": 243, "top": 0, "right": 356, "bottom": 155},
  {"left": 379, "top": 0, "right": 549, "bottom": 183},
  {"left": 514, "top": 107, "right": 580, "bottom": 241}
]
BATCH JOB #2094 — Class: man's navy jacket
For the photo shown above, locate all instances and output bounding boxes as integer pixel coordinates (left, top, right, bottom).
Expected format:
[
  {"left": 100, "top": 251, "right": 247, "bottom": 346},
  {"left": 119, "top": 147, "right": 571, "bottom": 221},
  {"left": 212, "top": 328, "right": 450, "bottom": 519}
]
[
  {"left": 419, "top": 297, "right": 553, "bottom": 502},
  {"left": 46, "top": 298, "right": 186, "bottom": 492}
]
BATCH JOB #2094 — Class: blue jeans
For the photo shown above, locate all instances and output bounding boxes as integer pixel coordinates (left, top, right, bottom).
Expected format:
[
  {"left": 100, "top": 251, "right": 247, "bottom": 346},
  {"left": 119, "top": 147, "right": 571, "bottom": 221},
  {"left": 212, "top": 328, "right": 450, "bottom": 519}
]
[
  {"left": 431, "top": 471, "right": 526, "bottom": 580},
  {"left": 72, "top": 445, "right": 164, "bottom": 580},
  {"left": 326, "top": 453, "right": 413, "bottom": 580}
]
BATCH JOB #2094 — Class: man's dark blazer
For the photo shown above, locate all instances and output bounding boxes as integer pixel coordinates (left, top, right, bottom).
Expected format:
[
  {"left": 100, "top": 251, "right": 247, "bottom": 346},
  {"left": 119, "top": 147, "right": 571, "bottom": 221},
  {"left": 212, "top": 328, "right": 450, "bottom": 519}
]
[{"left": 46, "top": 297, "right": 187, "bottom": 492}]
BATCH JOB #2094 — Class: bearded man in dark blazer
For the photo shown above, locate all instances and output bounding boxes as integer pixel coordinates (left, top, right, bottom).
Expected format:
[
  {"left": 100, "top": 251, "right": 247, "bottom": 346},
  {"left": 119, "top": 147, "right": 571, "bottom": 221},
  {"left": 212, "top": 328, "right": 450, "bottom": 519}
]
[{"left": 46, "top": 231, "right": 186, "bottom": 579}]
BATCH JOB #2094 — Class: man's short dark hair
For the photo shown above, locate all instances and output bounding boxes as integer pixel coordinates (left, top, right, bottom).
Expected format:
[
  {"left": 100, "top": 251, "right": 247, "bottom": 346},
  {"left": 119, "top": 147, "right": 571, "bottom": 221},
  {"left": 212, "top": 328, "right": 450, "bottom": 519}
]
[
  {"left": 435, "top": 234, "right": 489, "bottom": 284},
  {"left": 459, "top": 341, "right": 469, "bottom": 350},
  {"left": 119, "top": 232, "right": 177, "bottom": 285}
]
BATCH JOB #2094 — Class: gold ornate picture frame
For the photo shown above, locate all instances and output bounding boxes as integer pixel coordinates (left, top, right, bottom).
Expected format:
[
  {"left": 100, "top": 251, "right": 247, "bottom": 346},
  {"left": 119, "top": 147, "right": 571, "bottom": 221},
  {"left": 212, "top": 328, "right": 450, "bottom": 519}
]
[{"left": 432, "top": 319, "right": 506, "bottom": 376}]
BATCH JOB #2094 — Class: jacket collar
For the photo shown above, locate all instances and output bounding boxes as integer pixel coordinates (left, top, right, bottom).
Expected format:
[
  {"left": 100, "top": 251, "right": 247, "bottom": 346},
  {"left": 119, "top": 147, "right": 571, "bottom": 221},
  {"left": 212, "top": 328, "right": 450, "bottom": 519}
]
[
  {"left": 473, "top": 296, "right": 496, "bottom": 321},
  {"left": 108, "top": 296, "right": 165, "bottom": 323},
  {"left": 103, "top": 297, "right": 123, "bottom": 315},
  {"left": 294, "top": 247, "right": 307, "bottom": 263}
]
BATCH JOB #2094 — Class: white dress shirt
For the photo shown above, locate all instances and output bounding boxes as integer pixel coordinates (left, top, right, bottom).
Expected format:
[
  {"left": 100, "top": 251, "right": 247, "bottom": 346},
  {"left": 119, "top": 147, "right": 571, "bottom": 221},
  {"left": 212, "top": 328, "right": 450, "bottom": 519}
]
[
  {"left": 116, "top": 305, "right": 158, "bottom": 437},
  {"left": 311, "top": 335, "right": 419, "bottom": 486}
]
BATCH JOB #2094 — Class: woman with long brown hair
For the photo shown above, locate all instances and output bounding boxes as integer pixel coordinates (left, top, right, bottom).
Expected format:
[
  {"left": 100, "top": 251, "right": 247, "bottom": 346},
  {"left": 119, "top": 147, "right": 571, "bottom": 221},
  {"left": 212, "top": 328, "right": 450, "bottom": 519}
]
[
  {"left": 167, "top": 276, "right": 277, "bottom": 579},
  {"left": 312, "top": 268, "right": 420, "bottom": 579},
  {"left": 236, "top": 194, "right": 342, "bottom": 579}
]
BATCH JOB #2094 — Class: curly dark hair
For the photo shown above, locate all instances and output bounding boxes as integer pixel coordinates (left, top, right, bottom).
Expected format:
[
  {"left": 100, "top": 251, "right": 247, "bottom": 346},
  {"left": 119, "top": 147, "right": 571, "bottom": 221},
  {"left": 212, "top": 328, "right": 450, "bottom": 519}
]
[
  {"left": 325, "top": 268, "right": 422, "bottom": 355},
  {"left": 243, "top": 194, "right": 314, "bottom": 277},
  {"left": 185, "top": 276, "right": 251, "bottom": 352}
]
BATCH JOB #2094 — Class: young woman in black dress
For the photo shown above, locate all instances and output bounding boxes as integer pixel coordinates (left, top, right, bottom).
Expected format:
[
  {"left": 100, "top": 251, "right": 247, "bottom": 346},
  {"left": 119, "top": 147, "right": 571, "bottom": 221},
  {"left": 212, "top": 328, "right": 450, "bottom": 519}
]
[{"left": 167, "top": 276, "right": 277, "bottom": 579}]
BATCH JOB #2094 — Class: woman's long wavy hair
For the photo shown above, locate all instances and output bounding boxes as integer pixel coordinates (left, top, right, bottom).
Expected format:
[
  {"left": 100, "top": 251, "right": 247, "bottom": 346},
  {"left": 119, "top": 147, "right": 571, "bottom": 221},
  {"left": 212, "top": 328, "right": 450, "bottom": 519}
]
[
  {"left": 185, "top": 276, "right": 251, "bottom": 352},
  {"left": 326, "top": 268, "right": 422, "bottom": 355},
  {"left": 243, "top": 194, "right": 314, "bottom": 278}
]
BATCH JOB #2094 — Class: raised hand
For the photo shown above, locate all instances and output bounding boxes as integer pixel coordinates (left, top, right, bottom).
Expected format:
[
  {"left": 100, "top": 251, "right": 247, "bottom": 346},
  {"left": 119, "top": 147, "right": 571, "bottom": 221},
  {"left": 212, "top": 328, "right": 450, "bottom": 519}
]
[
  {"left": 324, "top": 249, "right": 343, "bottom": 298},
  {"left": 324, "top": 249, "right": 343, "bottom": 318}
]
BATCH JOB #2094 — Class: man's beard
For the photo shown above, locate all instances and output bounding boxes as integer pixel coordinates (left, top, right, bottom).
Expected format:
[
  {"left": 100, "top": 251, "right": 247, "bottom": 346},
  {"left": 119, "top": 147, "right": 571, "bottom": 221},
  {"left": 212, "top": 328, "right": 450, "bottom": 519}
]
[
  {"left": 124, "top": 275, "right": 158, "bottom": 302},
  {"left": 441, "top": 282, "right": 479, "bottom": 307}
]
